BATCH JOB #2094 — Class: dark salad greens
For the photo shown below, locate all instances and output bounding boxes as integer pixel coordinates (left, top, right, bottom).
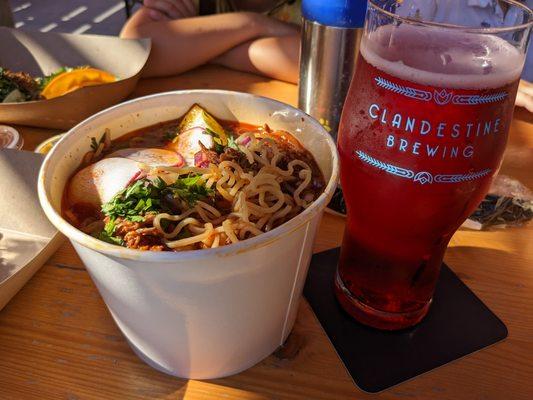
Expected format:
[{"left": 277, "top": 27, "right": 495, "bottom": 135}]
[{"left": 0, "top": 67, "right": 42, "bottom": 102}]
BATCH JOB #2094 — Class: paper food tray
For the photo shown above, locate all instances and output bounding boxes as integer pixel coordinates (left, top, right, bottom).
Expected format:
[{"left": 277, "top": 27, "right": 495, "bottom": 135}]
[
  {"left": 0, "top": 27, "right": 151, "bottom": 129},
  {"left": 0, "top": 149, "right": 63, "bottom": 310}
]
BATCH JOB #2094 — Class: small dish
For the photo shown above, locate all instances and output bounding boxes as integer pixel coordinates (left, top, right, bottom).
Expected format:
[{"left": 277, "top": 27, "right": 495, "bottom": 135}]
[
  {"left": 35, "top": 134, "right": 64, "bottom": 155},
  {"left": 0, "top": 125, "right": 23, "bottom": 149}
]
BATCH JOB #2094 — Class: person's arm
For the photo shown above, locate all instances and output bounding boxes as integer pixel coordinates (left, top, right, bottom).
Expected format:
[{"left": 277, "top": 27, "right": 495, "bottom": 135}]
[
  {"left": 211, "top": 35, "right": 300, "bottom": 84},
  {"left": 142, "top": 0, "right": 197, "bottom": 21},
  {"left": 120, "top": 10, "right": 298, "bottom": 77}
]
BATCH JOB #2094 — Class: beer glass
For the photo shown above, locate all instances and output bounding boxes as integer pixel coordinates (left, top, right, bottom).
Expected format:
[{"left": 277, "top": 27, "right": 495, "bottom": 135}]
[{"left": 336, "top": 0, "right": 532, "bottom": 330}]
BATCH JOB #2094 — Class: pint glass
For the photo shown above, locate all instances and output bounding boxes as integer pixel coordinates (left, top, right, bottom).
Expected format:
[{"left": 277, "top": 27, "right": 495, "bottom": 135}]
[{"left": 336, "top": 0, "right": 532, "bottom": 330}]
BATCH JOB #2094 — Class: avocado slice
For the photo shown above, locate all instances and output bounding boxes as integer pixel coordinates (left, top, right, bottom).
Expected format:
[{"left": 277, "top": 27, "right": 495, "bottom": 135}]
[{"left": 176, "top": 104, "right": 228, "bottom": 146}]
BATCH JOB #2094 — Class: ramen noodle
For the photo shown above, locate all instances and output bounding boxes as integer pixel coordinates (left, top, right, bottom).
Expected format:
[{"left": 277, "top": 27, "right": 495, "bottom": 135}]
[{"left": 63, "top": 104, "right": 325, "bottom": 251}]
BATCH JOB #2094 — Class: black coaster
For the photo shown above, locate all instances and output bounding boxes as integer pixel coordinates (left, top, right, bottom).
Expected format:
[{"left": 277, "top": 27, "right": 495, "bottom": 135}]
[{"left": 303, "top": 248, "right": 508, "bottom": 393}]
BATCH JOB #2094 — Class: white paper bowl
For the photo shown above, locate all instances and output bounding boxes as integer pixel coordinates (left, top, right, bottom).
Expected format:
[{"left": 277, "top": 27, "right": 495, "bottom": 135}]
[{"left": 38, "top": 90, "right": 339, "bottom": 379}]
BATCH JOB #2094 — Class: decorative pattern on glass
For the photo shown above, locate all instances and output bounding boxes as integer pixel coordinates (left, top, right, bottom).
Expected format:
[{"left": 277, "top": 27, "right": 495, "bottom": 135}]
[
  {"left": 374, "top": 77, "right": 508, "bottom": 106},
  {"left": 374, "top": 76, "right": 432, "bottom": 102},
  {"left": 355, "top": 150, "right": 491, "bottom": 185}
]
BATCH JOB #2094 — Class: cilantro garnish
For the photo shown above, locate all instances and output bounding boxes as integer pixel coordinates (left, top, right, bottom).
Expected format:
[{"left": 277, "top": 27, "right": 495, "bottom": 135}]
[
  {"left": 90, "top": 137, "right": 99, "bottom": 151},
  {"left": 212, "top": 133, "right": 239, "bottom": 154},
  {"left": 204, "top": 127, "right": 227, "bottom": 147},
  {"left": 90, "top": 132, "right": 107, "bottom": 152},
  {"left": 101, "top": 179, "right": 163, "bottom": 221},
  {"left": 104, "top": 219, "right": 116, "bottom": 235},
  {"left": 93, "top": 218, "right": 124, "bottom": 245},
  {"left": 227, "top": 135, "right": 239, "bottom": 150},
  {"left": 213, "top": 142, "right": 225, "bottom": 154},
  {"left": 101, "top": 175, "right": 213, "bottom": 223},
  {"left": 167, "top": 175, "right": 214, "bottom": 206},
  {"left": 97, "top": 230, "right": 124, "bottom": 246}
]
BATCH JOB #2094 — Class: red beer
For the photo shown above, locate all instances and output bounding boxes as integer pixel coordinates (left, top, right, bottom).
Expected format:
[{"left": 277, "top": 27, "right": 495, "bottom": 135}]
[{"left": 335, "top": 5, "right": 531, "bottom": 330}]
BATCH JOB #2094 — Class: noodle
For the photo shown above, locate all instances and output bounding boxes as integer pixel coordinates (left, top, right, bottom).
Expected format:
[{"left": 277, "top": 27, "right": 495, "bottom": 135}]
[
  {"left": 166, "top": 223, "right": 214, "bottom": 248},
  {"left": 222, "top": 219, "right": 240, "bottom": 244},
  {"left": 294, "top": 169, "right": 312, "bottom": 207}
]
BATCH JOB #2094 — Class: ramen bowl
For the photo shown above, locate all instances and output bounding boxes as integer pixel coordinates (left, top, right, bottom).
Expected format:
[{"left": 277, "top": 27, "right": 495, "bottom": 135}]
[{"left": 38, "top": 90, "right": 339, "bottom": 379}]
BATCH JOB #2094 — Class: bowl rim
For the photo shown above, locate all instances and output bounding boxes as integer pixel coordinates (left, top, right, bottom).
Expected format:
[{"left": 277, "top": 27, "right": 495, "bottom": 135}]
[{"left": 38, "top": 89, "right": 339, "bottom": 262}]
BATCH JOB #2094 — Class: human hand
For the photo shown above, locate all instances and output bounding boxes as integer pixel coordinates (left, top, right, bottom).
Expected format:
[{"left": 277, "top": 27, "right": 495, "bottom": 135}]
[{"left": 143, "top": 0, "right": 197, "bottom": 21}]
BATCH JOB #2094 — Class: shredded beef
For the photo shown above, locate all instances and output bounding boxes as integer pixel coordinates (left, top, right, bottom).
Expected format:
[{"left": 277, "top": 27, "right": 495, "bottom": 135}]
[
  {"left": 123, "top": 227, "right": 165, "bottom": 251},
  {"left": 195, "top": 142, "right": 219, "bottom": 167},
  {"left": 108, "top": 214, "right": 167, "bottom": 251},
  {"left": 271, "top": 137, "right": 325, "bottom": 192},
  {"left": 220, "top": 147, "right": 260, "bottom": 172},
  {"left": 220, "top": 147, "right": 243, "bottom": 163}
]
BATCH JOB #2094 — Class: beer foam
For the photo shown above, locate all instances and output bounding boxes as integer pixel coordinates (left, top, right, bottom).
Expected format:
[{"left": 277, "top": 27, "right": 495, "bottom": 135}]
[{"left": 361, "top": 24, "right": 524, "bottom": 89}]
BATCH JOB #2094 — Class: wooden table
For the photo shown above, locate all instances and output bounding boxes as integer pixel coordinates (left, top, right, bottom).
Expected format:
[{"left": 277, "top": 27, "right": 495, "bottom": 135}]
[{"left": 1, "top": 66, "right": 532, "bottom": 399}]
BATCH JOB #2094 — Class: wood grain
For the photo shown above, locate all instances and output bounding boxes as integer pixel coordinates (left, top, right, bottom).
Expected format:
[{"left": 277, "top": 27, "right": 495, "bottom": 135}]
[{"left": 1, "top": 66, "right": 532, "bottom": 399}]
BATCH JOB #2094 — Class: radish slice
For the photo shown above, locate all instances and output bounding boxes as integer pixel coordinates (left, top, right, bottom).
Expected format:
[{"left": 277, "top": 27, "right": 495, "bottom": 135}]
[
  {"left": 239, "top": 136, "right": 251, "bottom": 146},
  {"left": 108, "top": 148, "right": 184, "bottom": 167},
  {"left": 68, "top": 158, "right": 143, "bottom": 207},
  {"left": 194, "top": 151, "right": 210, "bottom": 168},
  {"left": 171, "top": 127, "right": 214, "bottom": 166}
]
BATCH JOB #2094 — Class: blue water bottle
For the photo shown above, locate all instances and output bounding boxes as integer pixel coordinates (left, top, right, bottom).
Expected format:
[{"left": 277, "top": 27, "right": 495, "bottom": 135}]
[{"left": 298, "top": 0, "right": 367, "bottom": 140}]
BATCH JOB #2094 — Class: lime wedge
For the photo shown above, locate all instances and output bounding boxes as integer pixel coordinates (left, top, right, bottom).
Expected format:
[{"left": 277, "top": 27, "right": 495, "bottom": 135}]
[{"left": 176, "top": 104, "right": 228, "bottom": 146}]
